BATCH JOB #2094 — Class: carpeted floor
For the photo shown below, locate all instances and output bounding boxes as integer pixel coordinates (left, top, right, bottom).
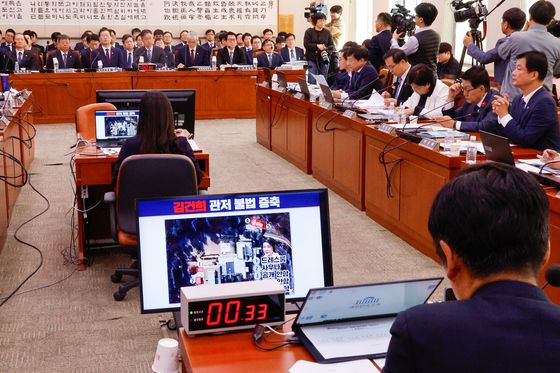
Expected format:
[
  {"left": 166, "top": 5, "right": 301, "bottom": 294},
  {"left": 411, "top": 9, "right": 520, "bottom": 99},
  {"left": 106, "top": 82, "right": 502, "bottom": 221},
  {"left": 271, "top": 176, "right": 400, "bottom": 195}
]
[{"left": 0, "top": 120, "right": 443, "bottom": 372}]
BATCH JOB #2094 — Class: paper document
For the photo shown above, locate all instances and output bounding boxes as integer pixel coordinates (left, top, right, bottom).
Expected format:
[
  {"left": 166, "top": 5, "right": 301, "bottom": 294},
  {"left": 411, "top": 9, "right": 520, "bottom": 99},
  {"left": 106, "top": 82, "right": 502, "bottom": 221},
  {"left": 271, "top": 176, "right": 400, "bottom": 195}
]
[
  {"left": 289, "top": 359, "right": 379, "bottom": 373},
  {"left": 188, "top": 139, "right": 201, "bottom": 152},
  {"left": 310, "top": 73, "right": 328, "bottom": 87},
  {"left": 300, "top": 318, "right": 394, "bottom": 360}
]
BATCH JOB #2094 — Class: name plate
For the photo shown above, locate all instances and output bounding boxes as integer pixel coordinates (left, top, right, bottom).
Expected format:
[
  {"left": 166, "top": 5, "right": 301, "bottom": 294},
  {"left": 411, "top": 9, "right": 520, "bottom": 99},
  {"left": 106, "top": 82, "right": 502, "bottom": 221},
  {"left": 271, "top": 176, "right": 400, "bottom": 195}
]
[
  {"left": 294, "top": 92, "right": 306, "bottom": 100},
  {"left": 273, "top": 86, "right": 286, "bottom": 93},
  {"left": 342, "top": 109, "right": 356, "bottom": 119},
  {"left": 419, "top": 138, "right": 440, "bottom": 151},
  {"left": 320, "top": 102, "right": 333, "bottom": 110},
  {"left": 378, "top": 124, "right": 397, "bottom": 135}
]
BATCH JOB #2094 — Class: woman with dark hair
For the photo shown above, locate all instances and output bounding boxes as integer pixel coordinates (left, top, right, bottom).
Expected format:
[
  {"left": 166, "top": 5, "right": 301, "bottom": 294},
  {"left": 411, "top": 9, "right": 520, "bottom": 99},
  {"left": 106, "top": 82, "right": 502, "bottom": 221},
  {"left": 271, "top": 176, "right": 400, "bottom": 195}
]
[
  {"left": 113, "top": 91, "right": 202, "bottom": 184},
  {"left": 402, "top": 63, "right": 450, "bottom": 118},
  {"left": 304, "top": 12, "right": 336, "bottom": 84},
  {"left": 262, "top": 238, "right": 280, "bottom": 258}
]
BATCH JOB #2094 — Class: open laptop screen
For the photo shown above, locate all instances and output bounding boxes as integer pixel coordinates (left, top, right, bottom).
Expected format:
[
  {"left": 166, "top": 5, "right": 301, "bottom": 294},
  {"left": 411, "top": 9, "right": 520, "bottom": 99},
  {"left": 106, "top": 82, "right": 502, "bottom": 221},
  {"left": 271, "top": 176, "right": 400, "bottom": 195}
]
[{"left": 95, "top": 110, "right": 139, "bottom": 141}]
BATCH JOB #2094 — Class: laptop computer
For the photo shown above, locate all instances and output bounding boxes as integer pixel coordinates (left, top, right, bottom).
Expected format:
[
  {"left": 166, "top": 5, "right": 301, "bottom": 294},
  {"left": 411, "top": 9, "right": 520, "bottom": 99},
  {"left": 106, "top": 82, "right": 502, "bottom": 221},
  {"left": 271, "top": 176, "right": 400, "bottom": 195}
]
[
  {"left": 479, "top": 130, "right": 515, "bottom": 165},
  {"left": 297, "top": 78, "right": 311, "bottom": 98},
  {"left": 292, "top": 277, "right": 443, "bottom": 363},
  {"left": 263, "top": 67, "right": 273, "bottom": 87},
  {"left": 276, "top": 71, "right": 288, "bottom": 89},
  {"left": 95, "top": 110, "right": 139, "bottom": 148},
  {"left": 319, "top": 84, "right": 335, "bottom": 104}
]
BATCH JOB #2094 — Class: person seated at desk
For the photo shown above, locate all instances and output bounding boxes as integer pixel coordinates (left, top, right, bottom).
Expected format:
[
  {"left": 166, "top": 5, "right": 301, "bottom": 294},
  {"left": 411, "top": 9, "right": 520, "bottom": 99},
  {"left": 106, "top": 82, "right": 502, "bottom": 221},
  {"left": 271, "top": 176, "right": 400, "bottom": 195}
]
[
  {"left": 401, "top": 63, "right": 450, "bottom": 118},
  {"left": 492, "top": 51, "right": 560, "bottom": 151},
  {"left": 133, "top": 29, "right": 167, "bottom": 67},
  {"left": 256, "top": 39, "right": 284, "bottom": 68},
  {"left": 5, "top": 33, "right": 40, "bottom": 70},
  {"left": 175, "top": 31, "right": 210, "bottom": 68},
  {"left": 121, "top": 34, "right": 136, "bottom": 69},
  {"left": 332, "top": 45, "right": 384, "bottom": 100},
  {"left": 201, "top": 29, "right": 217, "bottom": 50},
  {"left": 216, "top": 32, "right": 248, "bottom": 67},
  {"left": 46, "top": 34, "right": 81, "bottom": 69},
  {"left": 81, "top": 34, "right": 101, "bottom": 69},
  {"left": 0, "top": 49, "right": 8, "bottom": 71},
  {"left": 280, "top": 33, "right": 305, "bottom": 62},
  {"left": 434, "top": 66, "right": 499, "bottom": 132},
  {"left": 383, "top": 162, "right": 560, "bottom": 373},
  {"left": 330, "top": 50, "right": 351, "bottom": 90},
  {"left": 155, "top": 38, "right": 174, "bottom": 68},
  {"left": 98, "top": 27, "right": 125, "bottom": 68},
  {"left": 382, "top": 49, "right": 414, "bottom": 106},
  {"left": 113, "top": 91, "right": 202, "bottom": 185},
  {"left": 436, "top": 42, "right": 461, "bottom": 80},
  {"left": 246, "top": 36, "right": 262, "bottom": 63}
]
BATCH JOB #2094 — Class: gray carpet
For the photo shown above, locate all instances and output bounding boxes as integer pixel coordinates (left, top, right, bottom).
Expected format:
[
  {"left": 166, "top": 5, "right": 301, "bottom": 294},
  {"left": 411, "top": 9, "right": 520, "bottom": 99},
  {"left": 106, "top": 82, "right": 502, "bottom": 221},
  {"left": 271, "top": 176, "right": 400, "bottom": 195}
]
[{"left": 0, "top": 120, "right": 443, "bottom": 372}]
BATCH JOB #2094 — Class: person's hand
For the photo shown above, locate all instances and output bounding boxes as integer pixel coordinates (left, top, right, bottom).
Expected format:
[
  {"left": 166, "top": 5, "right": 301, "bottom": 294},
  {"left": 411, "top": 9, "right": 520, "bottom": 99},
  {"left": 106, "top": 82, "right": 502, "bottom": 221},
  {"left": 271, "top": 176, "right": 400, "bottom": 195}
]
[
  {"left": 404, "top": 107, "right": 414, "bottom": 115},
  {"left": 332, "top": 90, "right": 343, "bottom": 99},
  {"left": 382, "top": 91, "right": 391, "bottom": 98},
  {"left": 448, "top": 83, "right": 462, "bottom": 100},
  {"left": 542, "top": 149, "right": 560, "bottom": 169},
  {"left": 433, "top": 116, "right": 455, "bottom": 128},
  {"left": 492, "top": 94, "right": 510, "bottom": 118},
  {"left": 392, "top": 29, "right": 404, "bottom": 41},
  {"left": 317, "top": 44, "right": 326, "bottom": 51},
  {"left": 384, "top": 98, "right": 397, "bottom": 107},
  {"left": 177, "top": 63, "right": 185, "bottom": 69},
  {"left": 463, "top": 33, "right": 473, "bottom": 47}
]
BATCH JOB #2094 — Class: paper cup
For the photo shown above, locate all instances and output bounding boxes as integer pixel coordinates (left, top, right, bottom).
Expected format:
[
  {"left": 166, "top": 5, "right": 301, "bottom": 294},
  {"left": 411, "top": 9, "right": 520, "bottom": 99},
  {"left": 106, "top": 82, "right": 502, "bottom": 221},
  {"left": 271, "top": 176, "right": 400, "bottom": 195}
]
[{"left": 152, "top": 338, "right": 180, "bottom": 373}]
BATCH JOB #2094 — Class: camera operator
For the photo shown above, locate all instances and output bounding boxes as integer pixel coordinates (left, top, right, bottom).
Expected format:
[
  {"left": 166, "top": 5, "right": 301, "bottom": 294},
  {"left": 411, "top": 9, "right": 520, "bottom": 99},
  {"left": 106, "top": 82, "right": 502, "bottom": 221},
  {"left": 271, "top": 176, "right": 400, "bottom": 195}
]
[
  {"left": 304, "top": 12, "right": 336, "bottom": 84},
  {"left": 463, "top": 7, "right": 526, "bottom": 88},
  {"left": 390, "top": 2, "right": 440, "bottom": 75},
  {"left": 368, "top": 12, "right": 393, "bottom": 71},
  {"left": 326, "top": 5, "right": 344, "bottom": 84}
]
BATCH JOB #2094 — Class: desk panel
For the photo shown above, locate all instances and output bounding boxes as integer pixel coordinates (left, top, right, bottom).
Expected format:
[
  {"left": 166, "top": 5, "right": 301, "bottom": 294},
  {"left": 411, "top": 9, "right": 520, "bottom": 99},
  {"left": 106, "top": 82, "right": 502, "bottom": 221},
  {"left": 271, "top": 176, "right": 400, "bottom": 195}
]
[{"left": 256, "top": 85, "right": 272, "bottom": 149}]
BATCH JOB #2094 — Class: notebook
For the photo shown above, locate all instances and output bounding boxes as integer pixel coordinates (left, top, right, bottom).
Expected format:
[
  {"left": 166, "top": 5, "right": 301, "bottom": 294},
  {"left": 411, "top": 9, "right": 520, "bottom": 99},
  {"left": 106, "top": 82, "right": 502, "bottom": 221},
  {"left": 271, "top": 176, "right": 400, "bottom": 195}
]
[
  {"left": 292, "top": 277, "right": 443, "bottom": 363},
  {"left": 95, "top": 110, "right": 139, "bottom": 148},
  {"left": 479, "top": 130, "right": 515, "bottom": 166}
]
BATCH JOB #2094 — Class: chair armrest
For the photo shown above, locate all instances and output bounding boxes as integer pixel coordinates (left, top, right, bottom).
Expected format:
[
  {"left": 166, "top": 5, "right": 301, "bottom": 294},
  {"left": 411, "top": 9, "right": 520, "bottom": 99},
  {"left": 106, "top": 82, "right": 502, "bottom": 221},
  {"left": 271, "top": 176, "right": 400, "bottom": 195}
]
[
  {"left": 103, "top": 191, "right": 118, "bottom": 242},
  {"left": 104, "top": 191, "right": 116, "bottom": 204}
]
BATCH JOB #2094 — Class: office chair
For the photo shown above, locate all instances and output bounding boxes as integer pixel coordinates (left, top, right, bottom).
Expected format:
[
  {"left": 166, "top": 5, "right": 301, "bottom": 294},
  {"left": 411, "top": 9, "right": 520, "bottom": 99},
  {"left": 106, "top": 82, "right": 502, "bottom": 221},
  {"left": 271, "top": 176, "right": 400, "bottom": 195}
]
[
  {"left": 75, "top": 102, "right": 117, "bottom": 140},
  {"left": 379, "top": 67, "right": 390, "bottom": 87},
  {"left": 105, "top": 154, "right": 199, "bottom": 301}
]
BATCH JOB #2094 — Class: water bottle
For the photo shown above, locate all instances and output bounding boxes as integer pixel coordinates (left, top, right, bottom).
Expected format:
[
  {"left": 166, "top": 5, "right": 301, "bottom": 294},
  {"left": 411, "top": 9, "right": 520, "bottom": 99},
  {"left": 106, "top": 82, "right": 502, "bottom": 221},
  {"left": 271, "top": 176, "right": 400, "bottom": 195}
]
[
  {"left": 466, "top": 135, "right": 477, "bottom": 164},
  {"left": 139, "top": 56, "right": 144, "bottom": 64},
  {"left": 52, "top": 57, "right": 58, "bottom": 72},
  {"left": 211, "top": 56, "right": 217, "bottom": 70},
  {"left": 14, "top": 61, "right": 19, "bottom": 73},
  {"left": 388, "top": 101, "right": 395, "bottom": 121},
  {"left": 397, "top": 104, "right": 406, "bottom": 125},
  {"left": 253, "top": 57, "right": 258, "bottom": 69},
  {"left": 97, "top": 60, "right": 103, "bottom": 69}
]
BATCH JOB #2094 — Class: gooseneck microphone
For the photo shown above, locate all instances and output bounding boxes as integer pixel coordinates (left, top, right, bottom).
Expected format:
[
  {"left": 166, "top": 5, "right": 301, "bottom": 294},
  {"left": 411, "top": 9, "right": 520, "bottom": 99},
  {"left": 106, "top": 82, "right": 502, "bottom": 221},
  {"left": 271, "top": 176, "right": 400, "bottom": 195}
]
[{"left": 543, "top": 264, "right": 560, "bottom": 289}]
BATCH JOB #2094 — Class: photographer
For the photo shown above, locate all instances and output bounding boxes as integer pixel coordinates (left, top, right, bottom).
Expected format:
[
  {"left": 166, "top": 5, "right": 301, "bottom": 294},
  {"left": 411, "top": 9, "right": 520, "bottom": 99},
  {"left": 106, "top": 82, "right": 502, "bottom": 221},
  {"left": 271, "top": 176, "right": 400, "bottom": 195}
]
[
  {"left": 390, "top": 2, "right": 440, "bottom": 74},
  {"left": 368, "top": 12, "right": 393, "bottom": 71},
  {"left": 304, "top": 12, "right": 335, "bottom": 84}
]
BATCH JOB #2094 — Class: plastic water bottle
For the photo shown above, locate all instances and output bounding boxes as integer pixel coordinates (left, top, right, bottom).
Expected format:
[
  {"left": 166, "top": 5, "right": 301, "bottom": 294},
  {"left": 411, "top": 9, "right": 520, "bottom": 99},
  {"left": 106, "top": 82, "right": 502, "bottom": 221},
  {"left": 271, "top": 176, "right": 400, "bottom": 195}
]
[
  {"left": 466, "top": 135, "right": 477, "bottom": 164},
  {"left": 139, "top": 56, "right": 144, "bottom": 64},
  {"left": 14, "top": 61, "right": 19, "bottom": 73},
  {"left": 253, "top": 57, "right": 258, "bottom": 69},
  {"left": 397, "top": 104, "right": 406, "bottom": 125},
  {"left": 211, "top": 56, "right": 217, "bottom": 70},
  {"left": 388, "top": 101, "right": 395, "bottom": 121},
  {"left": 97, "top": 60, "right": 103, "bottom": 69},
  {"left": 52, "top": 57, "right": 58, "bottom": 72}
]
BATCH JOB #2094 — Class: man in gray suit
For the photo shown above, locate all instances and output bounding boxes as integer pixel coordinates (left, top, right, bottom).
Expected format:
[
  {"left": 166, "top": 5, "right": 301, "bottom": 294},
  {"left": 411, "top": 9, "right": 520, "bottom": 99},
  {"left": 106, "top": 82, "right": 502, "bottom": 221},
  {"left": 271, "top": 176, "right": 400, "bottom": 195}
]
[
  {"left": 133, "top": 29, "right": 166, "bottom": 67},
  {"left": 498, "top": 0, "right": 560, "bottom": 98}
]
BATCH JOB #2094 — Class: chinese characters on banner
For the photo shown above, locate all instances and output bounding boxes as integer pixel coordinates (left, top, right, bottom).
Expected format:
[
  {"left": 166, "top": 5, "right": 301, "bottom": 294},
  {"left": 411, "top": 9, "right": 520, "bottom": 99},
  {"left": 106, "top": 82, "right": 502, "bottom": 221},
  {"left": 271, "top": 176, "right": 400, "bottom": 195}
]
[{"left": 0, "top": 0, "right": 277, "bottom": 27}]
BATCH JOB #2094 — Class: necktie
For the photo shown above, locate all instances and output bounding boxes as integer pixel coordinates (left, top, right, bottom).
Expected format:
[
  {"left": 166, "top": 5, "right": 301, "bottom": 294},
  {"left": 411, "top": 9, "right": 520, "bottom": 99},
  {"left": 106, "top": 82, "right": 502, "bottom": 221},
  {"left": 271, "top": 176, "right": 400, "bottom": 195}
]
[
  {"left": 351, "top": 71, "right": 360, "bottom": 89},
  {"left": 290, "top": 49, "right": 295, "bottom": 61},
  {"left": 191, "top": 49, "right": 195, "bottom": 64},
  {"left": 62, "top": 53, "right": 67, "bottom": 68},
  {"left": 127, "top": 52, "right": 132, "bottom": 67},
  {"left": 395, "top": 77, "right": 402, "bottom": 98},
  {"left": 229, "top": 52, "right": 234, "bottom": 63},
  {"left": 17, "top": 51, "right": 22, "bottom": 65},
  {"left": 268, "top": 54, "right": 273, "bottom": 66},
  {"left": 105, "top": 48, "right": 110, "bottom": 64},
  {"left": 147, "top": 49, "right": 152, "bottom": 62}
]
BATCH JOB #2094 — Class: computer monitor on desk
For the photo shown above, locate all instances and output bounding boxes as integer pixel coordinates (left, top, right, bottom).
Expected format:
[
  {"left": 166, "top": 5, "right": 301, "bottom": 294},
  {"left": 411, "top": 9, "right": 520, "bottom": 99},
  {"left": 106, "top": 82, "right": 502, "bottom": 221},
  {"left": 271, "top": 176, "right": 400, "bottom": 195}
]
[
  {"left": 96, "top": 89, "right": 196, "bottom": 136},
  {"left": 135, "top": 189, "right": 334, "bottom": 314}
]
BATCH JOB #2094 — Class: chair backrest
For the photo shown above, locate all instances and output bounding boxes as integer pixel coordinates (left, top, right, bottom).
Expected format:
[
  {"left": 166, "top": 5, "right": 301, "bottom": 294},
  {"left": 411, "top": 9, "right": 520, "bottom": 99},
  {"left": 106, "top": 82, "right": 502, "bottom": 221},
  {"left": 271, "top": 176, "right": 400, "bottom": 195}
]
[
  {"left": 116, "top": 154, "right": 199, "bottom": 234},
  {"left": 75, "top": 102, "right": 117, "bottom": 140},
  {"left": 379, "top": 68, "right": 390, "bottom": 87}
]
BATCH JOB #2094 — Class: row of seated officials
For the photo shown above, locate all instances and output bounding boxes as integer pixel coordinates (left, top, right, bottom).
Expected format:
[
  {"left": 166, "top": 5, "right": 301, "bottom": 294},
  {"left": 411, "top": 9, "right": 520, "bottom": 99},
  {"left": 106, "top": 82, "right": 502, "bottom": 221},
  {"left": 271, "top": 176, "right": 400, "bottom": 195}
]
[{"left": 0, "top": 27, "right": 304, "bottom": 71}]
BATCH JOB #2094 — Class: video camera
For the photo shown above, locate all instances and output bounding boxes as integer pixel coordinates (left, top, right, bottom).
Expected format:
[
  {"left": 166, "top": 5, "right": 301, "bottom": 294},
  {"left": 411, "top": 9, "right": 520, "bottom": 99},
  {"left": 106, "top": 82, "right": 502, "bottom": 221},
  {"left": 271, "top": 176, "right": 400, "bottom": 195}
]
[
  {"left": 390, "top": 5, "right": 416, "bottom": 35},
  {"left": 304, "top": 1, "right": 328, "bottom": 19},
  {"left": 452, "top": 0, "right": 488, "bottom": 23}
]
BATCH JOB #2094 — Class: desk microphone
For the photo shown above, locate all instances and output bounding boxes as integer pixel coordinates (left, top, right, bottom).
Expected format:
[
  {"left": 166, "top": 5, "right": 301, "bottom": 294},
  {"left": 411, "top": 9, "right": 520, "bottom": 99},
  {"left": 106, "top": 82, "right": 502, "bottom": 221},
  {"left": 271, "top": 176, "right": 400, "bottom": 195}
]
[
  {"left": 409, "top": 99, "right": 456, "bottom": 122},
  {"left": 542, "top": 264, "right": 560, "bottom": 289},
  {"left": 90, "top": 51, "right": 100, "bottom": 69}
]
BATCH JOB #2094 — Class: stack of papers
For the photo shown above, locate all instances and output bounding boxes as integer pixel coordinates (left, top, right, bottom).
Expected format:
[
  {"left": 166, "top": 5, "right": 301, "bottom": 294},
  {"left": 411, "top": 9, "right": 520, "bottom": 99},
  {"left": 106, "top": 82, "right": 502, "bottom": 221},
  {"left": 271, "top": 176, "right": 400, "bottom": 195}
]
[{"left": 289, "top": 359, "right": 379, "bottom": 373}]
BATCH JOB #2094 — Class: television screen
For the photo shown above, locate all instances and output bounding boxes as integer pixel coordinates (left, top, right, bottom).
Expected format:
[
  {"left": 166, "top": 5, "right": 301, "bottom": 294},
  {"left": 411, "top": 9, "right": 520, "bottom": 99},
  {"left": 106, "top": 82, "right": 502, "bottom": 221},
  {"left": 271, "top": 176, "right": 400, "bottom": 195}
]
[
  {"left": 94, "top": 110, "right": 139, "bottom": 141},
  {"left": 96, "top": 89, "right": 196, "bottom": 136},
  {"left": 136, "top": 189, "right": 333, "bottom": 314}
]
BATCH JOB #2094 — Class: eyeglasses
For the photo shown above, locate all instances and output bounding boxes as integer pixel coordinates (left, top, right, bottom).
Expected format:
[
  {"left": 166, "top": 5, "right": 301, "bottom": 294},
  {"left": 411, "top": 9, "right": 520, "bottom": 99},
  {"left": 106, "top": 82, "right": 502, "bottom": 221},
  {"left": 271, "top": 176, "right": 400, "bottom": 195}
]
[
  {"left": 461, "top": 83, "right": 478, "bottom": 93},
  {"left": 386, "top": 64, "right": 396, "bottom": 70}
]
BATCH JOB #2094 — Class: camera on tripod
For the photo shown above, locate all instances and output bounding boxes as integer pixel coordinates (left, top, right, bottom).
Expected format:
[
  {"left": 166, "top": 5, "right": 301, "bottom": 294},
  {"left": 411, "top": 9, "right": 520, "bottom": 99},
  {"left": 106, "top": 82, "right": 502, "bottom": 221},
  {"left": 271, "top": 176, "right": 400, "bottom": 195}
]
[
  {"left": 304, "top": 1, "right": 328, "bottom": 19},
  {"left": 452, "top": 0, "right": 488, "bottom": 23},
  {"left": 390, "top": 5, "right": 416, "bottom": 35}
]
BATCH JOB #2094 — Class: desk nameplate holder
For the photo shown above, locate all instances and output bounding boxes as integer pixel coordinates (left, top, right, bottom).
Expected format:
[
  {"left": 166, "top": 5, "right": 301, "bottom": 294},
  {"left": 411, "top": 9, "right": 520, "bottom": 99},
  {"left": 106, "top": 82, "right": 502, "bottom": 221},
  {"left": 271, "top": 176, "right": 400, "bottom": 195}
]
[
  {"left": 419, "top": 138, "right": 440, "bottom": 151},
  {"left": 342, "top": 110, "right": 356, "bottom": 119},
  {"left": 320, "top": 102, "right": 333, "bottom": 110},
  {"left": 378, "top": 124, "right": 397, "bottom": 135},
  {"left": 294, "top": 93, "right": 306, "bottom": 100}
]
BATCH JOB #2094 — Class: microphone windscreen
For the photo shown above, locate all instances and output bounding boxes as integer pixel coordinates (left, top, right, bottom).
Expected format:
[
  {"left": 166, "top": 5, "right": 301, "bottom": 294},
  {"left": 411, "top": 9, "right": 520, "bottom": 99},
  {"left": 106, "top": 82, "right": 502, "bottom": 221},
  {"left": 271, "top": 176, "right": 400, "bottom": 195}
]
[{"left": 545, "top": 264, "right": 560, "bottom": 287}]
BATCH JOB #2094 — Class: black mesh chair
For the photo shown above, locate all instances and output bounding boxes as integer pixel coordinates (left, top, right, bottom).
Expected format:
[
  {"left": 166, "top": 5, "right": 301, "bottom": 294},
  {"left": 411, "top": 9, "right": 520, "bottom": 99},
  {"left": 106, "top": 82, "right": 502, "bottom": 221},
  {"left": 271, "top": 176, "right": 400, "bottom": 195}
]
[{"left": 105, "top": 154, "right": 199, "bottom": 301}]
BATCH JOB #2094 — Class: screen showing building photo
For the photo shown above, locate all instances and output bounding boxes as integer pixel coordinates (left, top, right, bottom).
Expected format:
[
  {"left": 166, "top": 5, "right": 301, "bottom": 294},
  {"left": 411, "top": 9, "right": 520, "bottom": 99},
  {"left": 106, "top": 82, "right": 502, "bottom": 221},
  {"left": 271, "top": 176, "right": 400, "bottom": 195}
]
[
  {"left": 164, "top": 213, "right": 294, "bottom": 304},
  {"left": 94, "top": 110, "right": 139, "bottom": 140}
]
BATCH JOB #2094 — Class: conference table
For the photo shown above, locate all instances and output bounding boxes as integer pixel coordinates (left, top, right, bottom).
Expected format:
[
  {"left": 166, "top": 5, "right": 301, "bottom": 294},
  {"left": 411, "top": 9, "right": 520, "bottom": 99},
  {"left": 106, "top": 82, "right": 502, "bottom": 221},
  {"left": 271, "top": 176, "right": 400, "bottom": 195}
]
[
  {"left": 256, "top": 84, "right": 560, "bottom": 303},
  {"left": 9, "top": 69, "right": 305, "bottom": 124}
]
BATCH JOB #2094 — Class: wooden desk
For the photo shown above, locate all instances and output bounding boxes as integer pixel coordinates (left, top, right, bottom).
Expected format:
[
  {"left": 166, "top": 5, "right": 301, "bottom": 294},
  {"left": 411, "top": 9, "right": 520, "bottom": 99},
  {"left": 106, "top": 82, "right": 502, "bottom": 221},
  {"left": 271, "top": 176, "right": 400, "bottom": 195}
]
[
  {"left": 256, "top": 69, "right": 306, "bottom": 84},
  {"left": 10, "top": 70, "right": 260, "bottom": 123},
  {"left": 74, "top": 149, "right": 210, "bottom": 270}
]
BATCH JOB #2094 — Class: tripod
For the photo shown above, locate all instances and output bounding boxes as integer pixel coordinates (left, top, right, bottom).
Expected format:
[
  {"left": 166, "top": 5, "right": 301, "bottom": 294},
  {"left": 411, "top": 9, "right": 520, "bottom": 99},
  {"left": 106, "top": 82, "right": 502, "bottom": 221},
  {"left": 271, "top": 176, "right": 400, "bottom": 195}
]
[{"left": 458, "top": 17, "right": 485, "bottom": 72}]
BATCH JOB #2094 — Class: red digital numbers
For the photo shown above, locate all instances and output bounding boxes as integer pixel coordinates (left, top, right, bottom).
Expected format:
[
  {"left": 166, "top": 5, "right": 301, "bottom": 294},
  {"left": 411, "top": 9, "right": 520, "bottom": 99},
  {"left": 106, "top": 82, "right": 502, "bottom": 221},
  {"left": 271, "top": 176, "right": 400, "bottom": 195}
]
[
  {"left": 245, "top": 304, "right": 256, "bottom": 321},
  {"left": 205, "top": 301, "right": 269, "bottom": 326},
  {"left": 224, "top": 301, "right": 241, "bottom": 324},
  {"left": 206, "top": 302, "right": 223, "bottom": 326}
]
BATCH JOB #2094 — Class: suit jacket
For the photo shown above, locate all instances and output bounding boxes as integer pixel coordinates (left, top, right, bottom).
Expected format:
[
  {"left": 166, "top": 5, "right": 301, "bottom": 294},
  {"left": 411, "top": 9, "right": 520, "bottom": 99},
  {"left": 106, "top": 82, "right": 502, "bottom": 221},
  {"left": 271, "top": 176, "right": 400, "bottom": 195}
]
[
  {"left": 330, "top": 70, "right": 350, "bottom": 91},
  {"left": 133, "top": 45, "right": 167, "bottom": 66},
  {"left": 175, "top": 45, "right": 210, "bottom": 67},
  {"left": 0, "top": 49, "right": 9, "bottom": 71},
  {"left": 74, "top": 42, "right": 85, "bottom": 52},
  {"left": 256, "top": 52, "right": 284, "bottom": 68},
  {"left": 443, "top": 90, "right": 499, "bottom": 133},
  {"left": 121, "top": 49, "right": 135, "bottom": 69},
  {"left": 391, "top": 67, "right": 414, "bottom": 105},
  {"left": 346, "top": 62, "right": 385, "bottom": 100},
  {"left": 201, "top": 41, "right": 217, "bottom": 50},
  {"left": 501, "top": 86, "right": 560, "bottom": 151},
  {"left": 162, "top": 48, "right": 175, "bottom": 68},
  {"left": 368, "top": 29, "right": 392, "bottom": 71},
  {"left": 383, "top": 281, "right": 560, "bottom": 373},
  {"left": 467, "top": 36, "right": 508, "bottom": 85},
  {"left": 6, "top": 49, "right": 40, "bottom": 70},
  {"left": 280, "top": 46, "right": 305, "bottom": 62},
  {"left": 403, "top": 79, "right": 450, "bottom": 118},
  {"left": 216, "top": 46, "right": 247, "bottom": 66},
  {"left": 81, "top": 48, "right": 102, "bottom": 68},
  {"left": 0, "top": 42, "right": 14, "bottom": 53},
  {"left": 437, "top": 57, "right": 461, "bottom": 79},
  {"left": 46, "top": 50, "right": 81, "bottom": 69},
  {"left": 97, "top": 46, "right": 125, "bottom": 68}
]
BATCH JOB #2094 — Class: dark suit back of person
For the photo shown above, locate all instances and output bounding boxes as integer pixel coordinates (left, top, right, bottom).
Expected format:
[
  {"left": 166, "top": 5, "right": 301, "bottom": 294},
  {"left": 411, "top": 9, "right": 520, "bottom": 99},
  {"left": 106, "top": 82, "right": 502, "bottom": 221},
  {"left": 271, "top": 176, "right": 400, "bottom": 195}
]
[
  {"left": 280, "top": 46, "right": 305, "bottom": 62},
  {"left": 501, "top": 87, "right": 560, "bottom": 151},
  {"left": 216, "top": 46, "right": 247, "bottom": 66},
  {"left": 383, "top": 281, "right": 560, "bottom": 373},
  {"left": 368, "top": 29, "right": 392, "bottom": 71},
  {"left": 133, "top": 46, "right": 167, "bottom": 66},
  {"left": 46, "top": 50, "right": 81, "bottom": 69},
  {"left": 346, "top": 62, "right": 384, "bottom": 100},
  {"left": 443, "top": 90, "right": 499, "bottom": 132},
  {"left": 6, "top": 50, "right": 39, "bottom": 70},
  {"left": 256, "top": 52, "right": 284, "bottom": 68},
  {"left": 175, "top": 45, "right": 210, "bottom": 67}
]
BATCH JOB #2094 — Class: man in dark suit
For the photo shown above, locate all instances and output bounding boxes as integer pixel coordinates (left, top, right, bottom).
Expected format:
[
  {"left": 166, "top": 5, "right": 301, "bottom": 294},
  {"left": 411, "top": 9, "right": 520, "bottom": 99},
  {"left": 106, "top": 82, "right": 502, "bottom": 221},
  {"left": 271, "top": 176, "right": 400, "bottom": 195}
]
[
  {"left": 493, "top": 51, "right": 560, "bottom": 151},
  {"left": 368, "top": 13, "right": 392, "bottom": 71},
  {"left": 201, "top": 29, "right": 216, "bottom": 50},
  {"left": 45, "top": 34, "right": 81, "bottom": 69},
  {"left": 81, "top": 34, "right": 101, "bottom": 69},
  {"left": 5, "top": 33, "right": 40, "bottom": 70},
  {"left": 175, "top": 31, "right": 210, "bottom": 68},
  {"left": 133, "top": 29, "right": 167, "bottom": 67},
  {"left": 280, "top": 33, "right": 305, "bottom": 62},
  {"left": 332, "top": 45, "right": 384, "bottom": 100},
  {"left": 0, "top": 29, "right": 16, "bottom": 53},
  {"left": 256, "top": 39, "right": 284, "bottom": 68},
  {"left": 121, "top": 34, "right": 136, "bottom": 69},
  {"left": 384, "top": 161, "right": 560, "bottom": 373},
  {"left": 0, "top": 49, "right": 9, "bottom": 71},
  {"left": 216, "top": 32, "right": 247, "bottom": 67},
  {"left": 330, "top": 52, "right": 350, "bottom": 90},
  {"left": 109, "top": 29, "right": 123, "bottom": 50},
  {"left": 437, "top": 42, "right": 461, "bottom": 80},
  {"left": 174, "top": 30, "right": 189, "bottom": 51},
  {"left": 98, "top": 28, "right": 125, "bottom": 68},
  {"left": 382, "top": 49, "right": 414, "bottom": 106},
  {"left": 436, "top": 66, "right": 498, "bottom": 132},
  {"left": 46, "top": 32, "right": 61, "bottom": 54},
  {"left": 246, "top": 36, "right": 262, "bottom": 63}
]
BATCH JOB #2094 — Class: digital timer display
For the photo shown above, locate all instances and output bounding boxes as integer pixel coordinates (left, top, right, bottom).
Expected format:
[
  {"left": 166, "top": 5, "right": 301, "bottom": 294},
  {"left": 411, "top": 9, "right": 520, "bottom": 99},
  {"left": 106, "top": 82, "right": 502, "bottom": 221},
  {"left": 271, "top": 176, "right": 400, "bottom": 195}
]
[{"left": 187, "top": 294, "right": 285, "bottom": 332}]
